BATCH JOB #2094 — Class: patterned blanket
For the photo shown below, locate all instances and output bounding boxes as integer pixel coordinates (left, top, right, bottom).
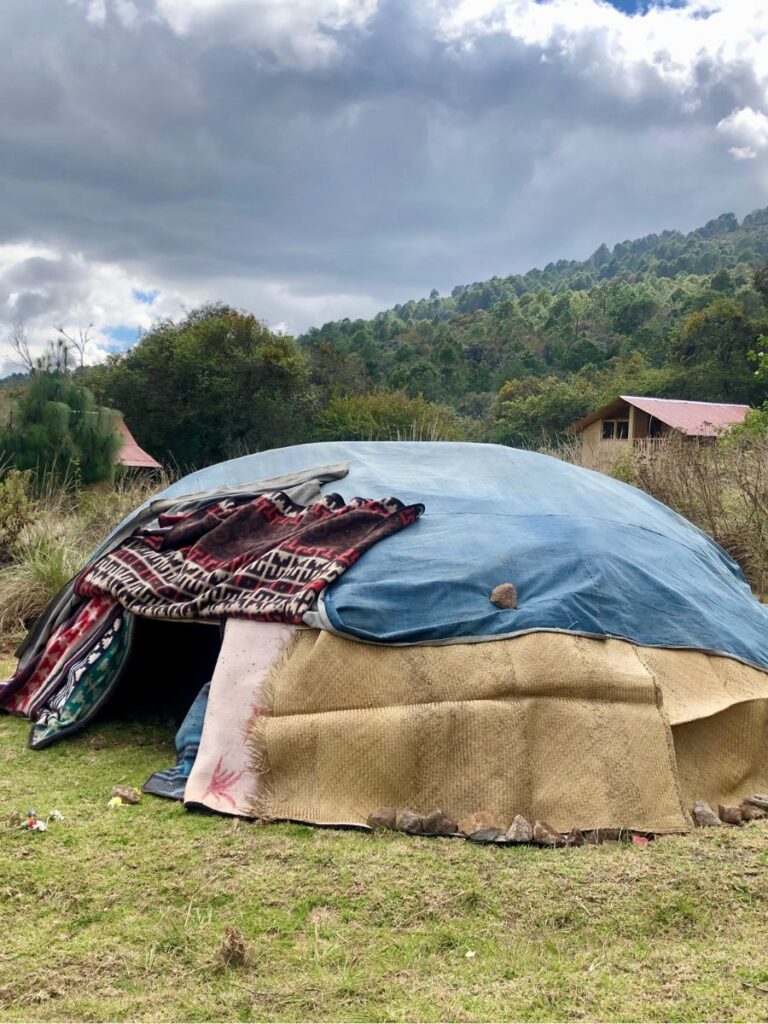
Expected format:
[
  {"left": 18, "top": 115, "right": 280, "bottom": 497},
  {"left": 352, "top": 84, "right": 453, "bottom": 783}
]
[
  {"left": 1, "top": 596, "right": 117, "bottom": 716},
  {"left": 75, "top": 491, "right": 423, "bottom": 623}
]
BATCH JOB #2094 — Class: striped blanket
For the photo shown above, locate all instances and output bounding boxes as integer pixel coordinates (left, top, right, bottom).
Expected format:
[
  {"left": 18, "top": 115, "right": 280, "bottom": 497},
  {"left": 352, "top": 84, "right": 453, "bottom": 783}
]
[{"left": 75, "top": 490, "right": 423, "bottom": 623}]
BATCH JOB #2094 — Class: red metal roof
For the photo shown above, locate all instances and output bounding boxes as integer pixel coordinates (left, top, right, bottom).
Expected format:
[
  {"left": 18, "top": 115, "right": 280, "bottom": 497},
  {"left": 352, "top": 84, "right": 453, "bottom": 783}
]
[
  {"left": 115, "top": 417, "right": 162, "bottom": 469},
  {"left": 619, "top": 396, "right": 750, "bottom": 437}
]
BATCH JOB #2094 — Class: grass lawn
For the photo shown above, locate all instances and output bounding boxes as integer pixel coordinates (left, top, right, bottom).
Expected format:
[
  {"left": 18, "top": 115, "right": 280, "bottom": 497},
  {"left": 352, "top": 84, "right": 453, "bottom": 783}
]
[{"left": 3, "top": 706, "right": 768, "bottom": 1022}]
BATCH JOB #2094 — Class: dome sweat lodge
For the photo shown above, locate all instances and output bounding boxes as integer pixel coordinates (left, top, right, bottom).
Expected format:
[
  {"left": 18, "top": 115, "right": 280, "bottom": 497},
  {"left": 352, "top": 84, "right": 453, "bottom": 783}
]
[{"left": 4, "top": 441, "right": 768, "bottom": 840}]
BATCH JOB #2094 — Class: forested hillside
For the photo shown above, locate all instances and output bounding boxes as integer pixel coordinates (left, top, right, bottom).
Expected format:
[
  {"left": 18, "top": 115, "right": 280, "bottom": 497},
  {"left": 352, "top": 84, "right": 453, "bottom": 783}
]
[
  {"left": 5, "top": 206, "right": 768, "bottom": 469},
  {"left": 299, "top": 206, "right": 768, "bottom": 447}
]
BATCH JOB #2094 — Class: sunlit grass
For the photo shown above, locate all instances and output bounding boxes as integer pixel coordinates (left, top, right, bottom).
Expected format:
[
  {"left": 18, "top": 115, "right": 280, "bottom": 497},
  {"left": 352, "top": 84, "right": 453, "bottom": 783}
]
[{"left": 2, "top": 713, "right": 768, "bottom": 1022}]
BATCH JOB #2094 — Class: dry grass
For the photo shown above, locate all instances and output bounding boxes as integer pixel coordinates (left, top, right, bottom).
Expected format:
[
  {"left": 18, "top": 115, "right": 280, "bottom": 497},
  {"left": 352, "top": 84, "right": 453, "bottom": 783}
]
[
  {"left": 0, "top": 471, "right": 171, "bottom": 642},
  {"left": 556, "top": 434, "right": 768, "bottom": 598},
  {"left": 629, "top": 436, "right": 768, "bottom": 597}
]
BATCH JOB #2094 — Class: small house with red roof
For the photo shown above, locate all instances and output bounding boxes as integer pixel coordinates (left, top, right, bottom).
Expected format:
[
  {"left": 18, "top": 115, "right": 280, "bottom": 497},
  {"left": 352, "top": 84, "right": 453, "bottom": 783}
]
[
  {"left": 567, "top": 396, "right": 750, "bottom": 469},
  {"left": 115, "top": 417, "right": 162, "bottom": 470}
]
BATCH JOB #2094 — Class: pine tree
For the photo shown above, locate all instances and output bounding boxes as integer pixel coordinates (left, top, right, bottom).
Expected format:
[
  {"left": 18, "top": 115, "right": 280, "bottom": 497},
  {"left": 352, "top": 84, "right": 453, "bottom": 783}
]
[{"left": 1, "top": 344, "right": 121, "bottom": 485}]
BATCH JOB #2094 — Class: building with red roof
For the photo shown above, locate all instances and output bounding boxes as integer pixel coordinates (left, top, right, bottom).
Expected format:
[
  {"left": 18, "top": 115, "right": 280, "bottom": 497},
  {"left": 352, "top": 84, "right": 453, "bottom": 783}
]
[
  {"left": 567, "top": 396, "right": 750, "bottom": 469},
  {"left": 115, "top": 417, "right": 162, "bottom": 470}
]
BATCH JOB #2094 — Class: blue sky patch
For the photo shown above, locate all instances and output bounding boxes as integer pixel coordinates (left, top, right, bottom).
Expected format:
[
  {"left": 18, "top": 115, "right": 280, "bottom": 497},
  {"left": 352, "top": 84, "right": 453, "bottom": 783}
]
[
  {"left": 104, "top": 325, "right": 140, "bottom": 352},
  {"left": 132, "top": 288, "right": 159, "bottom": 305},
  {"left": 599, "top": 0, "right": 688, "bottom": 11}
]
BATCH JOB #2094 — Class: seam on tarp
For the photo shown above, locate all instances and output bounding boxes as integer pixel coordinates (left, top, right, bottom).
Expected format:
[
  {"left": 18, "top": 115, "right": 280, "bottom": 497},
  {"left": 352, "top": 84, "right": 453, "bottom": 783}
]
[{"left": 306, "top": 600, "right": 768, "bottom": 675}]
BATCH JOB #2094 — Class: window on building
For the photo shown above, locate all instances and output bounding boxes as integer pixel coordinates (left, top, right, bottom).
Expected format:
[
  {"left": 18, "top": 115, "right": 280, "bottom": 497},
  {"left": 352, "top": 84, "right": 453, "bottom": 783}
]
[{"left": 601, "top": 418, "right": 629, "bottom": 440}]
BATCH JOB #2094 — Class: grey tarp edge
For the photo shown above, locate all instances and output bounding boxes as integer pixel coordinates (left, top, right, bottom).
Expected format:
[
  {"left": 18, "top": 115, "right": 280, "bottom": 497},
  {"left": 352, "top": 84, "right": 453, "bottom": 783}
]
[{"left": 305, "top": 598, "right": 768, "bottom": 675}]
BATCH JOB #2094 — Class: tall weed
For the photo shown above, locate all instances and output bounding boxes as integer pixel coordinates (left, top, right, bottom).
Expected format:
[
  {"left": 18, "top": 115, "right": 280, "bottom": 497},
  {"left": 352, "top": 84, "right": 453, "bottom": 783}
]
[
  {"left": 0, "top": 469, "right": 173, "bottom": 642},
  {"left": 557, "top": 434, "right": 768, "bottom": 597},
  {"left": 630, "top": 436, "right": 768, "bottom": 596},
  {"left": 0, "top": 516, "right": 88, "bottom": 634},
  {"left": 0, "top": 469, "right": 35, "bottom": 562}
]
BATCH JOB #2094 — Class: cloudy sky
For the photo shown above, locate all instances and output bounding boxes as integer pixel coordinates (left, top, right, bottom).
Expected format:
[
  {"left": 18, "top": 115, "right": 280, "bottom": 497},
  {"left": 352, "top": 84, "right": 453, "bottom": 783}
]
[{"left": 0, "top": 0, "right": 767, "bottom": 373}]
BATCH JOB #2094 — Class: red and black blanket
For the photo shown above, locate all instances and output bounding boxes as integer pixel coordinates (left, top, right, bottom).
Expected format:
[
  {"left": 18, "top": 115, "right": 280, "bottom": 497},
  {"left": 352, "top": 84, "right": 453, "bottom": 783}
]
[{"left": 75, "top": 491, "right": 423, "bottom": 624}]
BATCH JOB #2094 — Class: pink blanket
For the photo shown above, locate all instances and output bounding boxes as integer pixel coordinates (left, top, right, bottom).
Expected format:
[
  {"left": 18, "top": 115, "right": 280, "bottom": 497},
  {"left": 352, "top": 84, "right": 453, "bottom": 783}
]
[{"left": 184, "top": 618, "right": 295, "bottom": 817}]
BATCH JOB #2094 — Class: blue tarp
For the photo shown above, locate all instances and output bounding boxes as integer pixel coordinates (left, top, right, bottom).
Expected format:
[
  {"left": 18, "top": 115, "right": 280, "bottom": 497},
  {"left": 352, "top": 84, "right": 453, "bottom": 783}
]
[{"left": 126, "top": 441, "right": 768, "bottom": 668}]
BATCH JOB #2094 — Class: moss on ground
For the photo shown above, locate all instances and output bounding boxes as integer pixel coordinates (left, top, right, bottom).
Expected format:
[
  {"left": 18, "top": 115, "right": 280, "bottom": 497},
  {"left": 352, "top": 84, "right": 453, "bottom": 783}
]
[{"left": 2, "top": 712, "right": 768, "bottom": 1022}]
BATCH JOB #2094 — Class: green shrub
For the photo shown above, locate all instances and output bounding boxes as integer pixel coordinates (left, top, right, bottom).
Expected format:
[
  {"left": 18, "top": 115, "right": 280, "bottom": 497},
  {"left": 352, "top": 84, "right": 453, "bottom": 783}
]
[
  {"left": 608, "top": 448, "right": 636, "bottom": 485},
  {"left": 312, "top": 391, "right": 477, "bottom": 442},
  {"left": 1, "top": 371, "right": 121, "bottom": 486},
  {"left": 0, "top": 469, "right": 35, "bottom": 564}
]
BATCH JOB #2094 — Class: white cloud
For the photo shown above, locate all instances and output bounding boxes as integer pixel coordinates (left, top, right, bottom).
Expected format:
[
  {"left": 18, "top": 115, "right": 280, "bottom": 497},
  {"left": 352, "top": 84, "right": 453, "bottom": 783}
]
[
  {"left": 75, "top": 0, "right": 379, "bottom": 65},
  {"left": 729, "top": 145, "right": 758, "bottom": 160},
  {"left": 0, "top": 243, "right": 386, "bottom": 376},
  {"left": 113, "top": 0, "right": 139, "bottom": 27},
  {"left": 717, "top": 105, "right": 768, "bottom": 160},
  {"left": 434, "top": 0, "right": 768, "bottom": 102},
  {"left": 0, "top": 246, "right": 191, "bottom": 375},
  {"left": 87, "top": 0, "right": 107, "bottom": 25},
  {"left": 153, "top": 0, "right": 377, "bottom": 34}
]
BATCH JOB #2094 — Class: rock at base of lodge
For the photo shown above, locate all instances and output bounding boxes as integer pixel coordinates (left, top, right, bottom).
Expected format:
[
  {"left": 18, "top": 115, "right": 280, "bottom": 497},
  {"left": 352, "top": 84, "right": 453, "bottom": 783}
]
[
  {"left": 692, "top": 801, "right": 722, "bottom": 826},
  {"left": 458, "top": 810, "right": 500, "bottom": 837},
  {"left": 111, "top": 785, "right": 141, "bottom": 805},
  {"left": 395, "top": 810, "right": 424, "bottom": 834},
  {"left": 744, "top": 794, "right": 768, "bottom": 811},
  {"left": 368, "top": 807, "right": 397, "bottom": 830},
  {"left": 533, "top": 821, "right": 565, "bottom": 847},
  {"left": 468, "top": 827, "right": 502, "bottom": 843},
  {"left": 564, "top": 828, "right": 585, "bottom": 846},
  {"left": 740, "top": 802, "right": 767, "bottom": 821},
  {"left": 587, "top": 828, "right": 630, "bottom": 843},
  {"left": 422, "top": 810, "right": 458, "bottom": 836},
  {"left": 506, "top": 815, "right": 534, "bottom": 844},
  {"left": 718, "top": 804, "right": 742, "bottom": 825}
]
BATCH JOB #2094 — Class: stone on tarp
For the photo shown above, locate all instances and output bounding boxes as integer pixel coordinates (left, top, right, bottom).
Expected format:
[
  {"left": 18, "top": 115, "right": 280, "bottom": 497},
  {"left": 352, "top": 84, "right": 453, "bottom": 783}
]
[
  {"left": 506, "top": 815, "right": 534, "bottom": 844},
  {"left": 395, "top": 810, "right": 424, "bottom": 834},
  {"left": 490, "top": 584, "right": 517, "bottom": 609},
  {"left": 718, "top": 804, "right": 742, "bottom": 825},
  {"left": 368, "top": 807, "right": 397, "bottom": 830},
  {"left": 691, "top": 801, "right": 721, "bottom": 826},
  {"left": 533, "top": 821, "right": 565, "bottom": 847},
  {"left": 422, "top": 810, "right": 458, "bottom": 836},
  {"left": 458, "top": 810, "right": 500, "bottom": 837}
]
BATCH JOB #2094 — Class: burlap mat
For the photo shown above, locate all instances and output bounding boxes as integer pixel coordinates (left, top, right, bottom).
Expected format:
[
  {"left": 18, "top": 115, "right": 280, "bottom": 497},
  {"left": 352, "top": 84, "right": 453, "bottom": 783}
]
[{"left": 248, "top": 630, "right": 768, "bottom": 833}]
